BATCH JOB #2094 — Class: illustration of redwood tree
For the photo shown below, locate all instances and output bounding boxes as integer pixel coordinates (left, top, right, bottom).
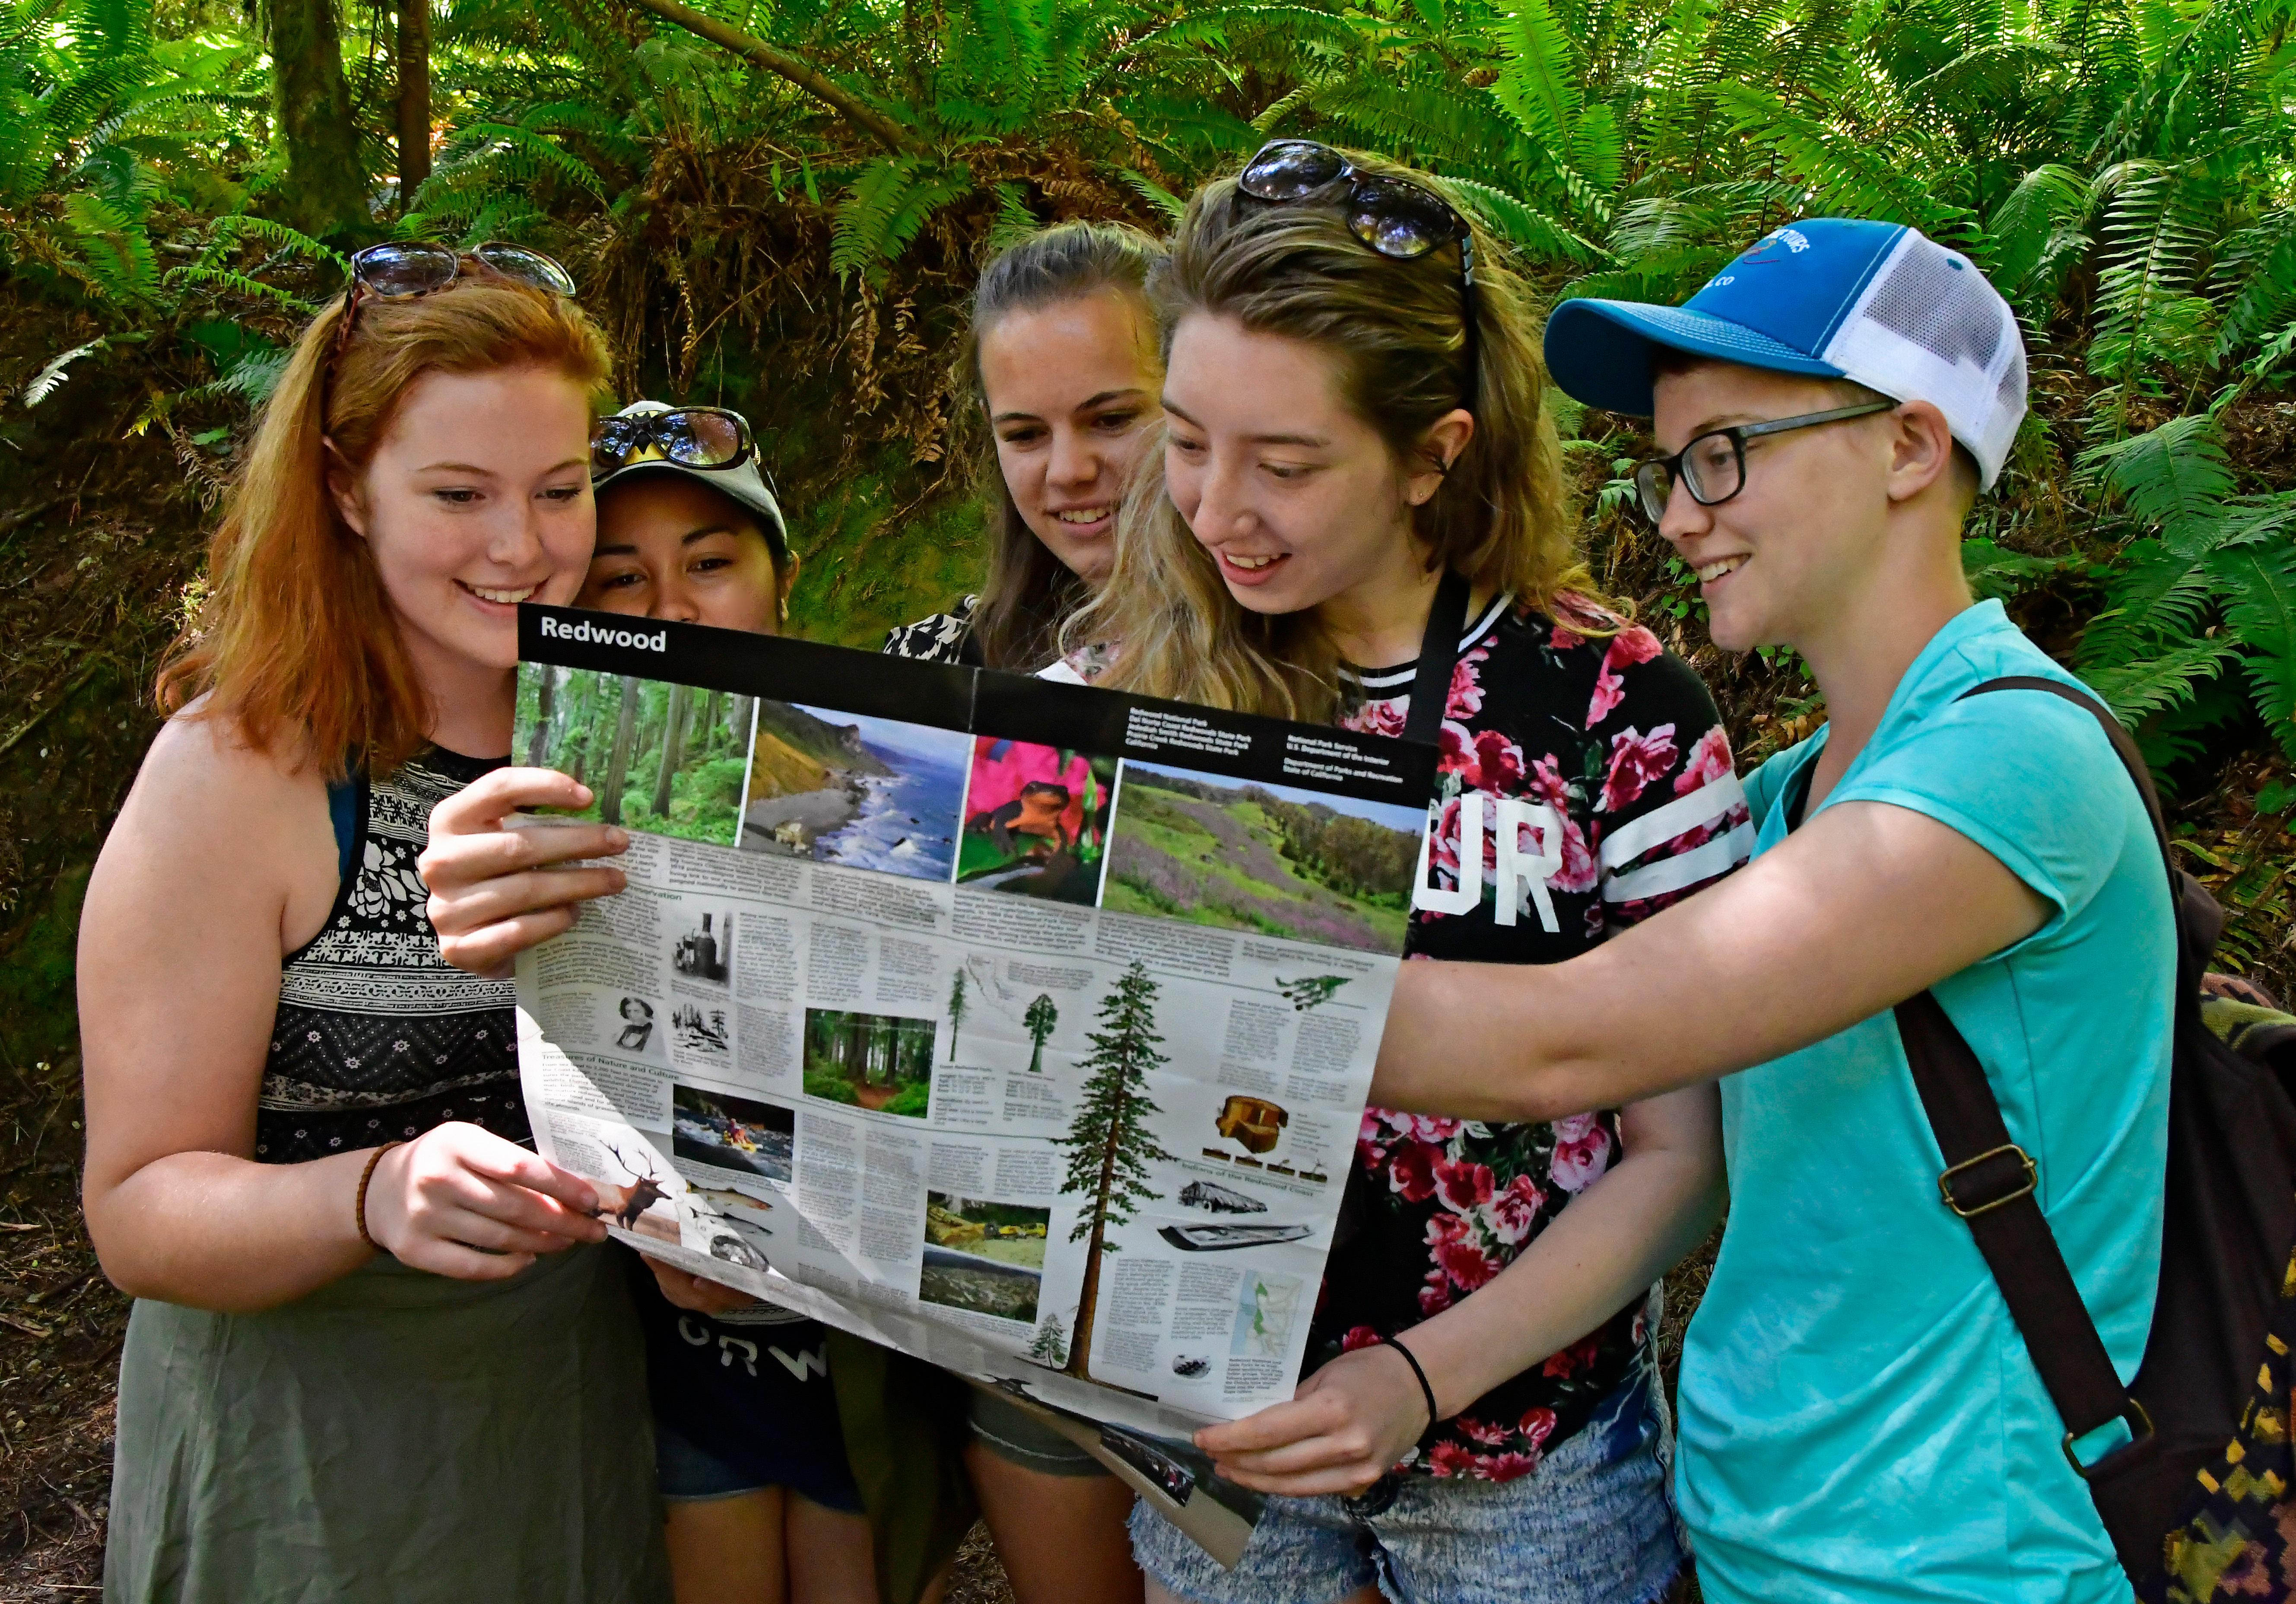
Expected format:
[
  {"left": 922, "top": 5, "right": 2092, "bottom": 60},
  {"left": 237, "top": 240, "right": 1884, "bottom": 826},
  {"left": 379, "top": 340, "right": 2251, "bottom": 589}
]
[
  {"left": 1027, "top": 1314, "right": 1070, "bottom": 1368},
  {"left": 1023, "top": 994, "right": 1058, "bottom": 1074},
  {"left": 1055, "top": 961, "right": 1175, "bottom": 1381},
  {"left": 947, "top": 968, "right": 969, "bottom": 1061}
]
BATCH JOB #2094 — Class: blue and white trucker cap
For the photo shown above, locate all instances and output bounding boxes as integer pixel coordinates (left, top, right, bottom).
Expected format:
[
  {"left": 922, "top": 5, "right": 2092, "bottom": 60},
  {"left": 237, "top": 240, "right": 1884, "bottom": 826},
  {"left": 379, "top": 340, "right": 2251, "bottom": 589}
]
[{"left": 1544, "top": 219, "right": 2027, "bottom": 488}]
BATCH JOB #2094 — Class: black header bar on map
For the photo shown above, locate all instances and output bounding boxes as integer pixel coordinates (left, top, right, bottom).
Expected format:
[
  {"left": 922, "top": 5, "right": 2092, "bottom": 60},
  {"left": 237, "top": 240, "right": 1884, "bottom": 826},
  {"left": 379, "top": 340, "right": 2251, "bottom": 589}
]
[
  {"left": 521, "top": 604, "right": 976, "bottom": 730},
  {"left": 520, "top": 604, "right": 1435, "bottom": 809}
]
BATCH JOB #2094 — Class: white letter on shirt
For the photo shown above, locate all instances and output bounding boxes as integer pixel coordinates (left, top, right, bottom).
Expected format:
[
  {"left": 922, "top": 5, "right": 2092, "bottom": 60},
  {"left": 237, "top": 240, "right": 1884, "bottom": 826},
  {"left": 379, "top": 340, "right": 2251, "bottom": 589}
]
[
  {"left": 1493, "top": 797, "right": 1562, "bottom": 932},
  {"left": 1413, "top": 793, "right": 1483, "bottom": 917}
]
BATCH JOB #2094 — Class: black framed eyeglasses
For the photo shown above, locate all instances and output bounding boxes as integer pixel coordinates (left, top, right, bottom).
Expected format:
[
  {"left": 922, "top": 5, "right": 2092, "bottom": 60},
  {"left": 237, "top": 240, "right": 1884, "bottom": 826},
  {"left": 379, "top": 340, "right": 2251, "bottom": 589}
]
[
  {"left": 334, "top": 242, "right": 577, "bottom": 360},
  {"left": 1237, "top": 139, "right": 1479, "bottom": 412},
  {"left": 591, "top": 406, "right": 756, "bottom": 479},
  {"left": 1632, "top": 401, "right": 1897, "bottom": 523}
]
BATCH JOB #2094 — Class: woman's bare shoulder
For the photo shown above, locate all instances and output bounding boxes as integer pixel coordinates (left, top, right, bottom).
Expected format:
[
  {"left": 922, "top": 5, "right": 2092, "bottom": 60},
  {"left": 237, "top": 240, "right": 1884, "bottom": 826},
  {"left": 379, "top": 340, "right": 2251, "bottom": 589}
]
[
  {"left": 114, "top": 701, "right": 328, "bottom": 857},
  {"left": 142, "top": 700, "right": 318, "bottom": 788}
]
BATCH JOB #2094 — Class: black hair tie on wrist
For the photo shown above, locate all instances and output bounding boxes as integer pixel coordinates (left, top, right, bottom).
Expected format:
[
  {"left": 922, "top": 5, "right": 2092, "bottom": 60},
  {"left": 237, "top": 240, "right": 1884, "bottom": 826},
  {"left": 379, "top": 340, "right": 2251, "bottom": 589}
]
[{"left": 1378, "top": 1333, "right": 1440, "bottom": 1435}]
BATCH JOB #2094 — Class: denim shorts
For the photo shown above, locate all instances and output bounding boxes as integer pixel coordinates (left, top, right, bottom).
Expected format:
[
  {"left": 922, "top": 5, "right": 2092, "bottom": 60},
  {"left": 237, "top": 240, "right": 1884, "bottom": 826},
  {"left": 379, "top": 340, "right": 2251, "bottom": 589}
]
[
  {"left": 967, "top": 1385, "right": 1111, "bottom": 1477},
  {"left": 1130, "top": 1372, "right": 1683, "bottom": 1604},
  {"left": 656, "top": 1415, "right": 864, "bottom": 1512},
  {"left": 630, "top": 1256, "right": 863, "bottom": 1513}
]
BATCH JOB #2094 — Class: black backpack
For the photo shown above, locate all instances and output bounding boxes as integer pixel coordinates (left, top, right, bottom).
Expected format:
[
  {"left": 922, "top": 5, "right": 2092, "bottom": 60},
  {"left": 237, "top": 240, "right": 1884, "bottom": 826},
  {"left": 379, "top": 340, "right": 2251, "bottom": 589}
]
[{"left": 1893, "top": 676, "right": 2296, "bottom": 1598}]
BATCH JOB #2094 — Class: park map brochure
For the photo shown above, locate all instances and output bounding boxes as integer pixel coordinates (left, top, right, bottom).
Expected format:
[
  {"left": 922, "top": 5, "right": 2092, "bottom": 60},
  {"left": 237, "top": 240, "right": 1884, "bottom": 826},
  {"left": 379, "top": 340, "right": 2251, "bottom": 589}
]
[{"left": 510, "top": 605, "right": 1438, "bottom": 1564}]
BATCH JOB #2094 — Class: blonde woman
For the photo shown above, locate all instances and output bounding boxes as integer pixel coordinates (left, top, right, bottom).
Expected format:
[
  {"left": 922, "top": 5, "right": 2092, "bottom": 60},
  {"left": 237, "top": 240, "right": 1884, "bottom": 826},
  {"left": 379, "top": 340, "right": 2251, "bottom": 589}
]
[{"left": 1077, "top": 146, "right": 1743, "bottom": 1604}]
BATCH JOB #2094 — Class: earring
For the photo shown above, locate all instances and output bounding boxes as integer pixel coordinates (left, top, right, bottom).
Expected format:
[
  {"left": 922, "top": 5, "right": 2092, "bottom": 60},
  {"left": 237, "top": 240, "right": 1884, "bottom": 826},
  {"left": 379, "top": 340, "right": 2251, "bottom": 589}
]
[{"left": 779, "top": 597, "right": 789, "bottom": 621}]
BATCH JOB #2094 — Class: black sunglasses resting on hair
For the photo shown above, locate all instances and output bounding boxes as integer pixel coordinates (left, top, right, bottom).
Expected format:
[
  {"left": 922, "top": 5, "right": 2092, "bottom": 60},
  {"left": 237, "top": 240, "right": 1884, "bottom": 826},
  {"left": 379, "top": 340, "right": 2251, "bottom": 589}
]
[{"left": 1236, "top": 140, "right": 1480, "bottom": 411}]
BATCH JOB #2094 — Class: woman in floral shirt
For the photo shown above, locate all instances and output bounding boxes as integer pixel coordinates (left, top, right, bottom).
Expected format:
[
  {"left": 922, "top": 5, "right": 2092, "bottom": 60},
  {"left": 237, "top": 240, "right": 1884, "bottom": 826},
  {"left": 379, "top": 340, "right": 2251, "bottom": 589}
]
[
  {"left": 1328, "top": 593, "right": 1747, "bottom": 1483},
  {"left": 1078, "top": 145, "right": 1737, "bottom": 1604}
]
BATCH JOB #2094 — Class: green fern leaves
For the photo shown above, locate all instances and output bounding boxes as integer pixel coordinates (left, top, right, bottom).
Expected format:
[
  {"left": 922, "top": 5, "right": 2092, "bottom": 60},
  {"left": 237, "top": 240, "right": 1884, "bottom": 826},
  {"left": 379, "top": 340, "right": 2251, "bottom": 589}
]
[{"left": 2077, "top": 415, "right": 2296, "bottom": 758}]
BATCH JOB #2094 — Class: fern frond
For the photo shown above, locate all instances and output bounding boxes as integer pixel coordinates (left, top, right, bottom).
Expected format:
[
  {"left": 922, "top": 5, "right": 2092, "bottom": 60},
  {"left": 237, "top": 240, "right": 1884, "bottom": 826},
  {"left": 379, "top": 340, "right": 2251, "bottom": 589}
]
[
  {"left": 60, "top": 187, "right": 156, "bottom": 301},
  {"left": 1492, "top": 0, "right": 1585, "bottom": 158},
  {"left": 1986, "top": 162, "right": 2094, "bottom": 315},
  {"left": 2079, "top": 636, "right": 2239, "bottom": 724},
  {"left": 983, "top": 180, "right": 1038, "bottom": 253},
  {"left": 2088, "top": 157, "right": 2220, "bottom": 391},
  {"left": 20, "top": 334, "right": 104, "bottom": 404},
  {"left": 163, "top": 263, "right": 318, "bottom": 312},
  {"left": 1715, "top": 82, "right": 1975, "bottom": 244},
  {"left": 2210, "top": 500, "right": 2296, "bottom": 756},
  {"left": 1445, "top": 175, "right": 1604, "bottom": 264},
  {"left": 2075, "top": 409, "right": 2236, "bottom": 536},
  {"left": 432, "top": 121, "right": 608, "bottom": 198},
  {"left": 2211, "top": 210, "right": 2296, "bottom": 369},
  {"left": 1119, "top": 167, "right": 1185, "bottom": 223},
  {"left": 198, "top": 212, "right": 348, "bottom": 273}
]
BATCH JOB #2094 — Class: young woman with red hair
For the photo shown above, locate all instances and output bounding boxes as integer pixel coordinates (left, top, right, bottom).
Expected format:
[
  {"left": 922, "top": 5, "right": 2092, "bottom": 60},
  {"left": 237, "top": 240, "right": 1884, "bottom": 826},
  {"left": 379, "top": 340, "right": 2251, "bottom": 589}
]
[{"left": 77, "top": 247, "right": 670, "bottom": 1601}]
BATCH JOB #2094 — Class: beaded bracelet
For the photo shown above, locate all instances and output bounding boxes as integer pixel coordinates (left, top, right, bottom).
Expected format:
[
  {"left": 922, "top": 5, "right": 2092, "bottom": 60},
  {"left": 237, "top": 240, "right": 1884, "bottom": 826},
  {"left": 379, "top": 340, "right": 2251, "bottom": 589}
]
[
  {"left": 355, "top": 1141, "right": 402, "bottom": 1253},
  {"left": 1378, "top": 1333, "right": 1440, "bottom": 1435}
]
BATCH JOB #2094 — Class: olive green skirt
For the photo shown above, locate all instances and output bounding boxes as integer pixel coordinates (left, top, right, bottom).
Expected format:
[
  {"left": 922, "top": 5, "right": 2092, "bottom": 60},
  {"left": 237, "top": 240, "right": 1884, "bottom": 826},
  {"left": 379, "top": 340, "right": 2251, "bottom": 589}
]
[{"left": 105, "top": 1243, "right": 670, "bottom": 1604}]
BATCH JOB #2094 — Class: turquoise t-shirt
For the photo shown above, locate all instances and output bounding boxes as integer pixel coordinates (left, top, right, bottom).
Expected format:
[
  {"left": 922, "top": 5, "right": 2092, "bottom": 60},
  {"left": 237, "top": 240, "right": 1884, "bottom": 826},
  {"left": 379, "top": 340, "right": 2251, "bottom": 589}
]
[{"left": 1675, "top": 601, "right": 2173, "bottom": 1603}]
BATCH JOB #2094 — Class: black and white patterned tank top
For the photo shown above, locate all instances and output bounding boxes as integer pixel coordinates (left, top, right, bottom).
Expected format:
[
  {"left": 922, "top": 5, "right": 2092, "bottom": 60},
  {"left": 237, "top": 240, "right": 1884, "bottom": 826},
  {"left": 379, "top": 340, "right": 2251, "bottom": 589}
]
[{"left": 256, "top": 748, "right": 531, "bottom": 1164}]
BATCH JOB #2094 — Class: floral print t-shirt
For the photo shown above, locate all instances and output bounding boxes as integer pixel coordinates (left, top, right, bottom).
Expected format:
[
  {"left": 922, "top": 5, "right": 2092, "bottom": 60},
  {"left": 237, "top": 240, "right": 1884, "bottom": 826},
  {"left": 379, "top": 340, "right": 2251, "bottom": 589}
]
[{"left": 1312, "top": 592, "right": 1751, "bottom": 1482}]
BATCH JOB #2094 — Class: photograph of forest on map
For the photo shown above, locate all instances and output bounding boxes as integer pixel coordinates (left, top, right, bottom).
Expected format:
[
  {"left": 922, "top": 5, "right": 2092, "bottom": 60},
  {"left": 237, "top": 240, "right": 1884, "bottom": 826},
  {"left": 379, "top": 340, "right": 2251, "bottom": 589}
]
[
  {"left": 956, "top": 737, "right": 1118, "bottom": 905},
  {"left": 920, "top": 1193, "right": 1049, "bottom": 1323},
  {"left": 742, "top": 701, "right": 966, "bottom": 883},
  {"left": 802, "top": 1008, "right": 936, "bottom": 1117},
  {"left": 516, "top": 665, "right": 753, "bottom": 848},
  {"left": 1105, "top": 764, "right": 1423, "bottom": 953}
]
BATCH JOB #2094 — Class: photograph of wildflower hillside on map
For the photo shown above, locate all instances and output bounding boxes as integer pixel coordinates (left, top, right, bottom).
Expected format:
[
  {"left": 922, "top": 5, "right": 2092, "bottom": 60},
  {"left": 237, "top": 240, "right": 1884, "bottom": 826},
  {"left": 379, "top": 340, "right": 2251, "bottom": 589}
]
[{"left": 1104, "top": 764, "right": 1424, "bottom": 953}]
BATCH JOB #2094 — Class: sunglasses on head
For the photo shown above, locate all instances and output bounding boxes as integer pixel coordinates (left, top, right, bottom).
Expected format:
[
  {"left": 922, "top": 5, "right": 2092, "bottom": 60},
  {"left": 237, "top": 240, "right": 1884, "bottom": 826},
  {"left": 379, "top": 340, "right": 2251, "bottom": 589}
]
[
  {"left": 1236, "top": 140, "right": 1479, "bottom": 411},
  {"left": 333, "top": 242, "right": 577, "bottom": 359},
  {"left": 591, "top": 406, "right": 756, "bottom": 480}
]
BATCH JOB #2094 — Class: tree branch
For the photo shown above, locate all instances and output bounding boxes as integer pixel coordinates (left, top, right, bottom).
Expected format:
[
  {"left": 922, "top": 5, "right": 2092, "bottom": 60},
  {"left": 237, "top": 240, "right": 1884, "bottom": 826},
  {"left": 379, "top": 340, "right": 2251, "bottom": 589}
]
[{"left": 619, "top": 0, "right": 917, "bottom": 155}]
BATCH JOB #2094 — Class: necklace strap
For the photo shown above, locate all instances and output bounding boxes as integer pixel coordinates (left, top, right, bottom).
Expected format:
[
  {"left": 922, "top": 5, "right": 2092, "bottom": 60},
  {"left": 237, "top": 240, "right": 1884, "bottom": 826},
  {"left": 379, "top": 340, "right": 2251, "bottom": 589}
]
[{"left": 1402, "top": 570, "right": 1472, "bottom": 746}]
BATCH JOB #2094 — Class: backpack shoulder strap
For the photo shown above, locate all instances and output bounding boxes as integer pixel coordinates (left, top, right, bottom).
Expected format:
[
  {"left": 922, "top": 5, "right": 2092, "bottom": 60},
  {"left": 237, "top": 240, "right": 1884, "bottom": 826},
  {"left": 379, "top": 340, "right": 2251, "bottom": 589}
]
[{"left": 1893, "top": 674, "right": 2165, "bottom": 1481}]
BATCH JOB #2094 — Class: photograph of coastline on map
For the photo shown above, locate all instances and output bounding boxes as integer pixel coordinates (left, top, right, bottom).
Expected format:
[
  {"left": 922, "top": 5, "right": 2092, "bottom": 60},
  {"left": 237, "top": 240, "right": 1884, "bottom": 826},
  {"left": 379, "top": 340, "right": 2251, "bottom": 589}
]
[
  {"left": 1103, "top": 762, "right": 1425, "bottom": 954},
  {"left": 739, "top": 701, "right": 966, "bottom": 883},
  {"left": 514, "top": 664, "right": 753, "bottom": 847},
  {"left": 920, "top": 1193, "right": 1048, "bottom": 1323}
]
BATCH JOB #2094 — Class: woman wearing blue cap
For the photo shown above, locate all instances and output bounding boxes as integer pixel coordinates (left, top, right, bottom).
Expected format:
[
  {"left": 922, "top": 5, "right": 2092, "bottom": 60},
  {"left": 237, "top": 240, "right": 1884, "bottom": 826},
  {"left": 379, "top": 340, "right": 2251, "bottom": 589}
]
[{"left": 1372, "top": 222, "right": 2175, "bottom": 1604}]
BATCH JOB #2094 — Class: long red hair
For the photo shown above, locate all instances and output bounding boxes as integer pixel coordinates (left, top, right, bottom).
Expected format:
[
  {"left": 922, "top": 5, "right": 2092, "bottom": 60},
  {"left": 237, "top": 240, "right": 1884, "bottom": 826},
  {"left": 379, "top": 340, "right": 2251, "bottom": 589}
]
[{"left": 157, "top": 278, "right": 614, "bottom": 778}]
